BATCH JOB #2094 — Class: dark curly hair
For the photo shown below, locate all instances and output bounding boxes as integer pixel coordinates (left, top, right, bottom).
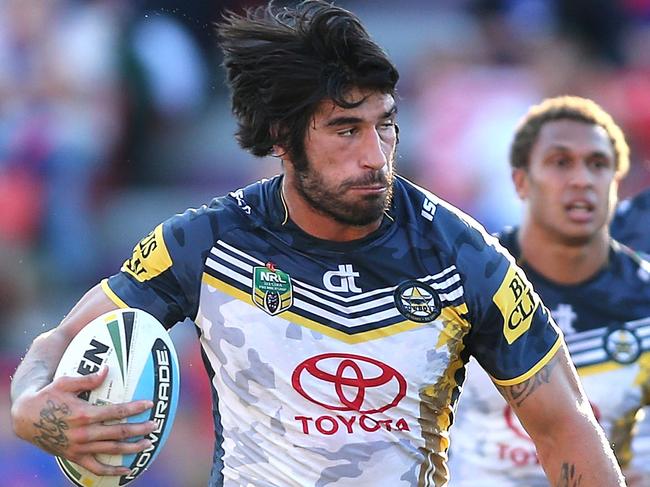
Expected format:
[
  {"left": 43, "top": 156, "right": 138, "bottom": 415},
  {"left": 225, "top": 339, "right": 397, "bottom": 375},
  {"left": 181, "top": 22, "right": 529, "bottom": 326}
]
[
  {"left": 217, "top": 0, "right": 399, "bottom": 168},
  {"left": 510, "top": 95, "right": 630, "bottom": 177}
]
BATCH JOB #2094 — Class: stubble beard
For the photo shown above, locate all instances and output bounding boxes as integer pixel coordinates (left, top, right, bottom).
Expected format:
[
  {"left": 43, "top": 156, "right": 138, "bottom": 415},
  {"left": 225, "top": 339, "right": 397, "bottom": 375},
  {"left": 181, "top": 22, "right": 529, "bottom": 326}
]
[{"left": 294, "top": 156, "right": 396, "bottom": 227}]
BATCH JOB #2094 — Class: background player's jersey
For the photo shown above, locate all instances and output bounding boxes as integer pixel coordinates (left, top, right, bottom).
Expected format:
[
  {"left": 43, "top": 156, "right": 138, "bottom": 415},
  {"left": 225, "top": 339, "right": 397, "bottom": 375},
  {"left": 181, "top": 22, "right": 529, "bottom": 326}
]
[
  {"left": 612, "top": 188, "right": 650, "bottom": 255},
  {"left": 103, "top": 176, "right": 560, "bottom": 487},
  {"left": 611, "top": 189, "right": 650, "bottom": 479},
  {"left": 449, "top": 227, "right": 650, "bottom": 486}
]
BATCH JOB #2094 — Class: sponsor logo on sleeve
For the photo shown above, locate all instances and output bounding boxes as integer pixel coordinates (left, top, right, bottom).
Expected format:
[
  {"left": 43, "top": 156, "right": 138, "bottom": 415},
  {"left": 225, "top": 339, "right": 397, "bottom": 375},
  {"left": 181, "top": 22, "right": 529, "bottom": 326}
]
[
  {"left": 121, "top": 224, "right": 172, "bottom": 282},
  {"left": 493, "top": 265, "right": 538, "bottom": 344}
]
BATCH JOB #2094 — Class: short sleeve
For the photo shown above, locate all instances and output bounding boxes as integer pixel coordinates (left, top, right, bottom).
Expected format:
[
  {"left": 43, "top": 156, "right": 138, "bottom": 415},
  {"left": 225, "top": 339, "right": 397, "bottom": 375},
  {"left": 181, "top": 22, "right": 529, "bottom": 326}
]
[
  {"left": 103, "top": 205, "right": 218, "bottom": 329},
  {"left": 461, "top": 227, "right": 562, "bottom": 385}
]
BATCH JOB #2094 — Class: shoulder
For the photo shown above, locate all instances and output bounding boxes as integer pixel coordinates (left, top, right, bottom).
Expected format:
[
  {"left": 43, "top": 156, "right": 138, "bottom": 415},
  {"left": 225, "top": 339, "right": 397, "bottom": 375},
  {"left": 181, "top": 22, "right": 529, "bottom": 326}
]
[
  {"left": 395, "top": 176, "right": 518, "bottom": 303},
  {"left": 395, "top": 176, "right": 503, "bottom": 257},
  {"left": 611, "top": 188, "right": 650, "bottom": 253}
]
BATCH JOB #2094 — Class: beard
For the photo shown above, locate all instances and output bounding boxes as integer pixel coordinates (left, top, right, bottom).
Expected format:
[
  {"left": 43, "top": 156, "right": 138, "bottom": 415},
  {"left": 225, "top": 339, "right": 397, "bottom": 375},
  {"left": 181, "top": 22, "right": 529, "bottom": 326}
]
[{"left": 293, "top": 155, "right": 396, "bottom": 227}]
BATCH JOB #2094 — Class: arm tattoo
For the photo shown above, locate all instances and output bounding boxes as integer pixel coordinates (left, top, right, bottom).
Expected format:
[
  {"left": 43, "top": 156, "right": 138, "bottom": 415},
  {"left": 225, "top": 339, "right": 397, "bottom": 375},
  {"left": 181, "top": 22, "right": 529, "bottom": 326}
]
[
  {"left": 32, "top": 400, "right": 71, "bottom": 455},
  {"left": 497, "top": 357, "right": 558, "bottom": 408},
  {"left": 555, "top": 462, "right": 583, "bottom": 487}
]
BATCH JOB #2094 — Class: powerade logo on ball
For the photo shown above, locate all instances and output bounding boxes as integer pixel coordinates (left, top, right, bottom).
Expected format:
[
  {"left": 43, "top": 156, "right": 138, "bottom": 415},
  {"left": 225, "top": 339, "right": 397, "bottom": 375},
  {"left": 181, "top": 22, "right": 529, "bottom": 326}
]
[
  {"left": 122, "top": 339, "right": 174, "bottom": 484},
  {"left": 291, "top": 353, "right": 410, "bottom": 435}
]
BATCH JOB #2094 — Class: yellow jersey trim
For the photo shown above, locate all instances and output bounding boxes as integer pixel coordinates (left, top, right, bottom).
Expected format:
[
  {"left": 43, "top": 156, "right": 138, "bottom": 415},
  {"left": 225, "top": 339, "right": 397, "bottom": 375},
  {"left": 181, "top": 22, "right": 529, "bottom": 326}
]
[
  {"left": 202, "top": 273, "right": 462, "bottom": 344},
  {"left": 101, "top": 279, "right": 129, "bottom": 309},
  {"left": 492, "top": 335, "right": 562, "bottom": 386}
]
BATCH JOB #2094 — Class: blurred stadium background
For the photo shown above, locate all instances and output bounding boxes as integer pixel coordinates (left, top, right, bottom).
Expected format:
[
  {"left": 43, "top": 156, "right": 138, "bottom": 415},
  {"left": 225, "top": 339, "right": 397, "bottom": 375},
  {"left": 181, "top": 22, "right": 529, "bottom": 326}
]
[{"left": 1, "top": 0, "right": 649, "bottom": 485}]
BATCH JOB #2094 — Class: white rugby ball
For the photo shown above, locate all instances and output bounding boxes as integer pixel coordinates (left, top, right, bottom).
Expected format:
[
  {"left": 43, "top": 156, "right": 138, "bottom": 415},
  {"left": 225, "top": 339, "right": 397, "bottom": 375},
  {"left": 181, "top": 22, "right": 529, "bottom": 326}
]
[{"left": 54, "top": 308, "right": 180, "bottom": 487}]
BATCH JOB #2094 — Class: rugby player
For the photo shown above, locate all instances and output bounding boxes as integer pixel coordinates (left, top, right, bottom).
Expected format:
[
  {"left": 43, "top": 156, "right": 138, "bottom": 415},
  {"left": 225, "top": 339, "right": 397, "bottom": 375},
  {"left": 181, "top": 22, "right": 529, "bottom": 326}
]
[
  {"left": 11, "top": 3, "right": 625, "bottom": 485},
  {"left": 449, "top": 96, "right": 650, "bottom": 486}
]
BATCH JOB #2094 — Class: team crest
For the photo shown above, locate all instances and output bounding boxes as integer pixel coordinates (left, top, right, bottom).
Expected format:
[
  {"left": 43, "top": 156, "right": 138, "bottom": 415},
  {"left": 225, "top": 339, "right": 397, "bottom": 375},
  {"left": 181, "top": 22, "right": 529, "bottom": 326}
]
[
  {"left": 394, "top": 281, "right": 441, "bottom": 323},
  {"left": 252, "top": 263, "right": 293, "bottom": 315},
  {"left": 604, "top": 328, "right": 641, "bottom": 364}
]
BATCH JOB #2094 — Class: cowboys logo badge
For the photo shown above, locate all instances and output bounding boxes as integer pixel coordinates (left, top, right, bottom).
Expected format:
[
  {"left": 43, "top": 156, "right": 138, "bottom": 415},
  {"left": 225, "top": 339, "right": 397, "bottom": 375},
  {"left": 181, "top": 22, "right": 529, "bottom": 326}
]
[
  {"left": 604, "top": 327, "right": 641, "bottom": 364},
  {"left": 252, "top": 263, "right": 293, "bottom": 315},
  {"left": 394, "top": 280, "right": 441, "bottom": 323}
]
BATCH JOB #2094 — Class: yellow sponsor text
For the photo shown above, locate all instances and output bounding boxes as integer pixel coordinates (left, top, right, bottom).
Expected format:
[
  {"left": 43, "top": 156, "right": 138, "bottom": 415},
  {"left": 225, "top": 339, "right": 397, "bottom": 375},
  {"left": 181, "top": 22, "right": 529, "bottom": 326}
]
[
  {"left": 493, "top": 265, "right": 538, "bottom": 344},
  {"left": 121, "top": 224, "right": 172, "bottom": 282}
]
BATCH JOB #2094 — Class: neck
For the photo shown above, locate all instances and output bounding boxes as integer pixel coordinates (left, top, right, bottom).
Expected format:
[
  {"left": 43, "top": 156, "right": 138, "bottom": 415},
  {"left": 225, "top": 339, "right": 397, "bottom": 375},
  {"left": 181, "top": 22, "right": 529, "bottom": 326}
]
[
  {"left": 281, "top": 177, "right": 383, "bottom": 242},
  {"left": 517, "top": 222, "right": 610, "bottom": 285}
]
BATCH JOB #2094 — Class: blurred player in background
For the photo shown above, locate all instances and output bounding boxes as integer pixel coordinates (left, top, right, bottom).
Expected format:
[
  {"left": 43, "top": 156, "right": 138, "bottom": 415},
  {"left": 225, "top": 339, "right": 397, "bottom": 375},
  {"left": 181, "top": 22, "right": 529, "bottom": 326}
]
[
  {"left": 612, "top": 187, "right": 650, "bottom": 255},
  {"left": 11, "top": 2, "right": 625, "bottom": 485},
  {"left": 611, "top": 186, "right": 650, "bottom": 484},
  {"left": 450, "top": 96, "right": 650, "bottom": 486}
]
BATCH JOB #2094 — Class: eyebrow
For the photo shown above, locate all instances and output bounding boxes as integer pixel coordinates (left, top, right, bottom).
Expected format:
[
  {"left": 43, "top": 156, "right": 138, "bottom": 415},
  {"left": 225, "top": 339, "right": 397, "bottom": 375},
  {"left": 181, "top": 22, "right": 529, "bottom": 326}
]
[
  {"left": 325, "top": 105, "right": 398, "bottom": 128},
  {"left": 547, "top": 145, "right": 612, "bottom": 158}
]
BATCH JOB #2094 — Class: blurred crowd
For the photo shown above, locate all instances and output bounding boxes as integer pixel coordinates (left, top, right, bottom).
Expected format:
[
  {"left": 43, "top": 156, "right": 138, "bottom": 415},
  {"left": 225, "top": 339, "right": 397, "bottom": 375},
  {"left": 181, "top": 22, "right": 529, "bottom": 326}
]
[{"left": 2, "top": 0, "right": 650, "bottom": 485}]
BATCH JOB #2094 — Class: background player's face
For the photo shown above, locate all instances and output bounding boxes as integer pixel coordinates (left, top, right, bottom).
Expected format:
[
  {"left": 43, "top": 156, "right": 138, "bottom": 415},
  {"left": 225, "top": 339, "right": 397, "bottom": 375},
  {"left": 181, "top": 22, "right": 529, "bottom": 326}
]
[
  {"left": 291, "top": 88, "right": 397, "bottom": 226},
  {"left": 514, "top": 119, "right": 619, "bottom": 245}
]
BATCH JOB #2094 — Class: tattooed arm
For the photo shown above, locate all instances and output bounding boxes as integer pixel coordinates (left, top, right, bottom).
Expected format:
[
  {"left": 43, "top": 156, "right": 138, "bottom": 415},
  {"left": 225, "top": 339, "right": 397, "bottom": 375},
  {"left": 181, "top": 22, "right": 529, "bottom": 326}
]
[
  {"left": 10, "top": 284, "right": 155, "bottom": 476},
  {"left": 496, "top": 343, "right": 625, "bottom": 486}
]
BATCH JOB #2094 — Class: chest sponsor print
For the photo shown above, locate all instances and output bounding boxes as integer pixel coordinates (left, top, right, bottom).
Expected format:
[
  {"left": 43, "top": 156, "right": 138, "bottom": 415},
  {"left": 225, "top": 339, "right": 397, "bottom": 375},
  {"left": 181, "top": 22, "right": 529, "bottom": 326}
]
[{"left": 291, "top": 353, "right": 410, "bottom": 435}]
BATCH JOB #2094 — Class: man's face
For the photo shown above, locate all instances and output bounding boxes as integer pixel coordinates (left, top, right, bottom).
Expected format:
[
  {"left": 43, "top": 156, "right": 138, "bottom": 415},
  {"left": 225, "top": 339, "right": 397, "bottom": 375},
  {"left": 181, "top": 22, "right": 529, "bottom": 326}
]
[
  {"left": 290, "top": 88, "right": 397, "bottom": 226},
  {"left": 514, "top": 119, "right": 619, "bottom": 245}
]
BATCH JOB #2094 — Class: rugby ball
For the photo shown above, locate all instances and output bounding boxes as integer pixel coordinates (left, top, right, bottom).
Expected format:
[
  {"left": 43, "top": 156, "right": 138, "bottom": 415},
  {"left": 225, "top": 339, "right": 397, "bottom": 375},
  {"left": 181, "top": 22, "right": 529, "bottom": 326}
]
[{"left": 54, "top": 308, "right": 180, "bottom": 487}]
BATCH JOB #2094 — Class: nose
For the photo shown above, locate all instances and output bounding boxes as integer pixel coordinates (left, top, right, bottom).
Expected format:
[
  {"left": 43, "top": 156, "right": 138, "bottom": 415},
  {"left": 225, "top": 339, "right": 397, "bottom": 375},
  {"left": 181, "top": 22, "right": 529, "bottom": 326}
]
[
  {"left": 360, "top": 129, "right": 390, "bottom": 170},
  {"left": 569, "top": 161, "right": 594, "bottom": 187}
]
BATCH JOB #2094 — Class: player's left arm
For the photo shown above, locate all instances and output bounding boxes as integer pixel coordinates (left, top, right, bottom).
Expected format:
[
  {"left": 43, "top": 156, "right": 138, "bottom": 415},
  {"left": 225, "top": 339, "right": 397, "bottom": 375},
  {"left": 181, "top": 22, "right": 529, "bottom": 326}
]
[{"left": 497, "top": 343, "right": 625, "bottom": 486}]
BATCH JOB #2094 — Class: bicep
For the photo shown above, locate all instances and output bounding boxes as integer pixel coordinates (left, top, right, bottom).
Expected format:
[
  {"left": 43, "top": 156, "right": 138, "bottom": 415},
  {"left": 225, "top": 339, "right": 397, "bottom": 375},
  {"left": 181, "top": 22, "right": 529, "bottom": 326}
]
[{"left": 496, "top": 343, "right": 591, "bottom": 439}]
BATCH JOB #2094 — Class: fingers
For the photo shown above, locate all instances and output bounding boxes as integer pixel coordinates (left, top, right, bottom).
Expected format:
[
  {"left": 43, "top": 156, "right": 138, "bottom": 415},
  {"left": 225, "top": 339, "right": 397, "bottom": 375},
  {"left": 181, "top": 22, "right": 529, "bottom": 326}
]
[
  {"left": 74, "top": 454, "right": 132, "bottom": 477},
  {"left": 73, "top": 420, "right": 157, "bottom": 443},
  {"left": 55, "top": 365, "right": 109, "bottom": 393},
  {"left": 80, "top": 437, "right": 152, "bottom": 456},
  {"left": 89, "top": 400, "right": 154, "bottom": 423}
]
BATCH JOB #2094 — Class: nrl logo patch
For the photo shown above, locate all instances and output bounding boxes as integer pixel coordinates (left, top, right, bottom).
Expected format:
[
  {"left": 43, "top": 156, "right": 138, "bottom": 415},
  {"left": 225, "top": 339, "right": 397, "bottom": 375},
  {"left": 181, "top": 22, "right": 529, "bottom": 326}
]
[
  {"left": 394, "top": 280, "right": 441, "bottom": 323},
  {"left": 252, "top": 263, "right": 293, "bottom": 315}
]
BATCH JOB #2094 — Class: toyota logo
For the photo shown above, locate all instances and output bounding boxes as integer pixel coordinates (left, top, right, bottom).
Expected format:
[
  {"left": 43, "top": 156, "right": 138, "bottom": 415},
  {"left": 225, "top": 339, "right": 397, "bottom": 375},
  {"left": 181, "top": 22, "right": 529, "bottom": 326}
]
[{"left": 292, "top": 353, "right": 407, "bottom": 414}]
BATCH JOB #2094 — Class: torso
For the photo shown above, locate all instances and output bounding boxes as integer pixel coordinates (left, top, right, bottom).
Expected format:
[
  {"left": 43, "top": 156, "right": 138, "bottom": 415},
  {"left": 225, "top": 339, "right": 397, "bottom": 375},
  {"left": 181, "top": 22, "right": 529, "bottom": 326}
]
[
  {"left": 449, "top": 227, "right": 650, "bottom": 486},
  {"left": 106, "top": 177, "right": 560, "bottom": 486}
]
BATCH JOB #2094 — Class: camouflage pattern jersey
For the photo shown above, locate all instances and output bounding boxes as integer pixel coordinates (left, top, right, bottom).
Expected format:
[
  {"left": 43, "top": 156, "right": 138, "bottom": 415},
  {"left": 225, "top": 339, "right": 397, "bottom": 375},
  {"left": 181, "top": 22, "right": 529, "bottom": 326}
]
[
  {"left": 103, "top": 175, "right": 560, "bottom": 487},
  {"left": 449, "top": 227, "right": 650, "bottom": 486}
]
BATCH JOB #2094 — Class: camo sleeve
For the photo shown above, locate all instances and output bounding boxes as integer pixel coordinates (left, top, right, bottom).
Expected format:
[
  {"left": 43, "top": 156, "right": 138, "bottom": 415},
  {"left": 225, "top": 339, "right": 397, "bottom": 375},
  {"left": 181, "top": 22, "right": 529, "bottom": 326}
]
[
  {"left": 102, "top": 204, "right": 219, "bottom": 329},
  {"left": 459, "top": 225, "right": 562, "bottom": 385}
]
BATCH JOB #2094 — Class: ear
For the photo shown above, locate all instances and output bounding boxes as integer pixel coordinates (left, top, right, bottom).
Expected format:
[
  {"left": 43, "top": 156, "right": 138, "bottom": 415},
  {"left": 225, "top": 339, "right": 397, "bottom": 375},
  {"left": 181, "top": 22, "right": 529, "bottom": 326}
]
[
  {"left": 512, "top": 168, "right": 529, "bottom": 200},
  {"left": 272, "top": 144, "right": 288, "bottom": 159}
]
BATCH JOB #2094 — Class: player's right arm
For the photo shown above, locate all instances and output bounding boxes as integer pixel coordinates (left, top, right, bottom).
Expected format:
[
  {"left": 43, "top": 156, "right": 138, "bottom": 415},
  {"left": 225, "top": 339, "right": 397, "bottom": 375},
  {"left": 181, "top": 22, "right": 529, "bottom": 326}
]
[{"left": 10, "top": 284, "right": 156, "bottom": 477}]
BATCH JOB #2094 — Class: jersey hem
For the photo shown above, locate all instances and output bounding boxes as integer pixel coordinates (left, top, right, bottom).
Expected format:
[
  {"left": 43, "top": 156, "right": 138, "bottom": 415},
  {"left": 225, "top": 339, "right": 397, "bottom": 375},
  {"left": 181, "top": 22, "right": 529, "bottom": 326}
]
[
  {"left": 101, "top": 279, "right": 129, "bottom": 308},
  {"left": 491, "top": 335, "right": 562, "bottom": 386}
]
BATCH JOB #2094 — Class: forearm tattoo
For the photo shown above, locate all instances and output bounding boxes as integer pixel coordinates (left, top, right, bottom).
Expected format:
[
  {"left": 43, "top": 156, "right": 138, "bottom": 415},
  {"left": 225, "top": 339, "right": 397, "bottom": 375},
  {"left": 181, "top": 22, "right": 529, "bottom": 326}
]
[
  {"left": 497, "top": 357, "right": 558, "bottom": 408},
  {"left": 556, "top": 462, "right": 583, "bottom": 487},
  {"left": 32, "top": 400, "right": 71, "bottom": 455}
]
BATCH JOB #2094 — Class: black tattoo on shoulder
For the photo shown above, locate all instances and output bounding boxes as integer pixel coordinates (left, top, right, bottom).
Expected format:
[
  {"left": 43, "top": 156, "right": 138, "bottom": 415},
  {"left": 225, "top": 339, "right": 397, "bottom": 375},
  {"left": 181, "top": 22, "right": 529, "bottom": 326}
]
[
  {"left": 556, "top": 462, "right": 583, "bottom": 487},
  {"left": 497, "top": 356, "right": 559, "bottom": 408},
  {"left": 32, "top": 400, "right": 71, "bottom": 455}
]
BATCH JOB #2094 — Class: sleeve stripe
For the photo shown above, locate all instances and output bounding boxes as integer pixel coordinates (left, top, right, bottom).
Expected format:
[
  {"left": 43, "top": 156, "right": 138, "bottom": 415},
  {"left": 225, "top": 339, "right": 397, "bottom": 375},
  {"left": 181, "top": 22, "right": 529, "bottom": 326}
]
[
  {"left": 491, "top": 336, "right": 563, "bottom": 387},
  {"left": 101, "top": 279, "right": 129, "bottom": 309}
]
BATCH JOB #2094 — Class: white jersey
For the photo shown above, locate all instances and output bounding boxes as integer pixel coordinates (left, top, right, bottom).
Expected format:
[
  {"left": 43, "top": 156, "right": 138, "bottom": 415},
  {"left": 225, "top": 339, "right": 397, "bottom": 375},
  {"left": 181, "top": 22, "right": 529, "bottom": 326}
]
[
  {"left": 449, "top": 228, "right": 650, "bottom": 485},
  {"left": 105, "top": 177, "right": 561, "bottom": 486}
]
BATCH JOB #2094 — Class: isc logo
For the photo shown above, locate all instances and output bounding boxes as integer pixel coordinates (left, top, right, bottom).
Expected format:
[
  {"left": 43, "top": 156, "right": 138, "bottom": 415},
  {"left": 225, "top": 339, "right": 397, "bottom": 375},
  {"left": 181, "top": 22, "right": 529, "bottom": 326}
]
[{"left": 493, "top": 266, "right": 538, "bottom": 344}]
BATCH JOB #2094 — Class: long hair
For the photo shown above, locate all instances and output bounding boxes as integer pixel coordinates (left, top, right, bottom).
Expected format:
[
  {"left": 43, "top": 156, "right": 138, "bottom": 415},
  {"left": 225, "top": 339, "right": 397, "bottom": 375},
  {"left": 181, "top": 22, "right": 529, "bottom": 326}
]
[{"left": 217, "top": 0, "right": 399, "bottom": 167}]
